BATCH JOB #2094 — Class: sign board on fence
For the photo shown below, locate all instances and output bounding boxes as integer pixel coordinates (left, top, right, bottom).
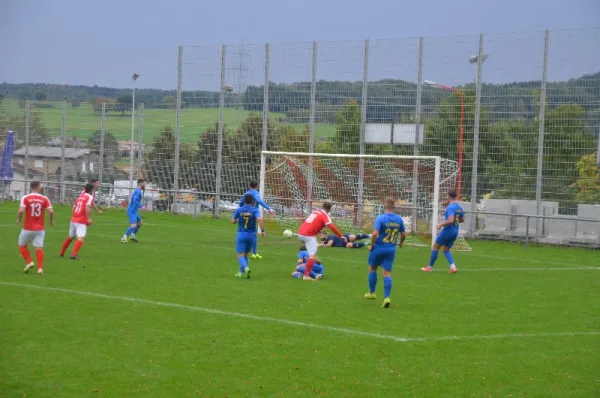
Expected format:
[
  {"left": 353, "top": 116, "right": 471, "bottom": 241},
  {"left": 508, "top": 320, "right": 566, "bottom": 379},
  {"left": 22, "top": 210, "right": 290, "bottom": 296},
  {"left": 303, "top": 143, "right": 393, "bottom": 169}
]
[{"left": 365, "top": 123, "right": 424, "bottom": 145}]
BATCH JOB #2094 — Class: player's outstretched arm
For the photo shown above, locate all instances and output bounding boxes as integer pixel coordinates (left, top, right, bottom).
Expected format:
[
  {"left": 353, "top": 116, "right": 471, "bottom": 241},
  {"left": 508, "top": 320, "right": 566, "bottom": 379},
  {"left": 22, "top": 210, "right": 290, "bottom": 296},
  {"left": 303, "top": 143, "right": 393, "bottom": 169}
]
[
  {"left": 252, "top": 192, "right": 273, "bottom": 213},
  {"left": 398, "top": 232, "right": 407, "bottom": 247},
  {"left": 369, "top": 230, "right": 379, "bottom": 251},
  {"left": 327, "top": 223, "right": 343, "bottom": 238}
]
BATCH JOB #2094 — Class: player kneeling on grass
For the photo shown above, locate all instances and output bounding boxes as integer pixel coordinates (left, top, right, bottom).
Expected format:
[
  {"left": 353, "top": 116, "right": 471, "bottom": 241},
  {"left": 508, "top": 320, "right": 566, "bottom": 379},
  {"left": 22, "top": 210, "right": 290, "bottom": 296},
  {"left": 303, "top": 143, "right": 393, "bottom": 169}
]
[
  {"left": 365, "top": 197, "right": 406, "bottom": 308},
  {"left": 292, "top": 245, "right": 324, "bottom": 280},
  {"left": 17, "top": 180, "right": 55, "bottom": 275},
  {"left": 232, "top": 194, "right": 265, "bottom": 279},
  {"left": 318, "top": 232, "right": 370, "bottom": 249},
  {"left": 60, "top": 183, "right": 94, "bottom": 260},
  {"left": 421, "top": 189, "right": 464, "bottom": 274},
  {"left": 297, "top": 201, "right": 344, "bottom": 281}
]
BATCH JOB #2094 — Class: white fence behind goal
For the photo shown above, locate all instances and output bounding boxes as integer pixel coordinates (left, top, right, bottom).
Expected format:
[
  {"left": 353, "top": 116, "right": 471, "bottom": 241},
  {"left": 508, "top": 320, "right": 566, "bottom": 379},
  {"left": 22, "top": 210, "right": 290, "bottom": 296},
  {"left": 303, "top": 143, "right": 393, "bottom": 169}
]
[{"left": 260, "top": 151, "right": 471, "bottom": 251}]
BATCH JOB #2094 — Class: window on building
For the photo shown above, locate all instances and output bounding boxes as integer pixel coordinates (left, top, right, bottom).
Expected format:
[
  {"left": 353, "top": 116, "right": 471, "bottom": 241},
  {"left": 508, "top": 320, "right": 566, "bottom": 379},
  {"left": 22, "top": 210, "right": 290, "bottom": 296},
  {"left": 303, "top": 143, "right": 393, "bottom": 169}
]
[
  {"left": 89, "top": 162, "right": 94, "bottom": 172},
  {"left": 81, "top": 162, "right": 87, "bottom": 173},
  {"left": 34, "top": 160, "right": 43, "bottom": 168}
]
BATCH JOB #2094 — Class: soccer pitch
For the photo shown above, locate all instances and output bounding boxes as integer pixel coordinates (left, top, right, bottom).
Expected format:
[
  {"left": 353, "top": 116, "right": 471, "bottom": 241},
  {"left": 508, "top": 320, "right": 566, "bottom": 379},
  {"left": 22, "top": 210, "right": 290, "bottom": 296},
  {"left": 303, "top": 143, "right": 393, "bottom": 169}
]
[{"left": 0, "top": 204, "right": 598, "bottom": 397}]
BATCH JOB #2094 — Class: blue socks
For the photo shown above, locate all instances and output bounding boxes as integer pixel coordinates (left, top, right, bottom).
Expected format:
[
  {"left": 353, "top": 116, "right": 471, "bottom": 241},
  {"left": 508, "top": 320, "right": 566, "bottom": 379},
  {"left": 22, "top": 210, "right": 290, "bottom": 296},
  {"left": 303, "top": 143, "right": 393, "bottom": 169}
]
[
  {"left": 237, "top": 257, "right": 248, "bottom": 273},
  {"left": 368, "top": 271, "right": 377, "bottom": 293},
  {"left": 252, "top": 238, "right": 258, "bottom": 255},
  {"left": 444, "top": 250, "right": 454, "bottom": 265},
  {"left": 383, "top": 277, "right": 392, "bottom": 299},
  {"left": 428, "top": 250, "right": 439, "bottom": 267},
  {"left": 353, "top": 242, "right": 366, "bottom": 248},
  {"left": 133, "top": 224, "right": 141, "bottom": 234},
  {"left": 124, "top": 227, "right": 134, "bottom": 237}
]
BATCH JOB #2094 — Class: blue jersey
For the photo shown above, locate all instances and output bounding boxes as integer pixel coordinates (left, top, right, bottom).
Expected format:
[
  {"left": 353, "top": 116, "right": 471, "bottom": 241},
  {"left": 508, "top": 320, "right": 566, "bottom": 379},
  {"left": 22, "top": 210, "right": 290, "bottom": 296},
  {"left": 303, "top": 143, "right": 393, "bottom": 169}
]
[
  {"left": 239, "top": 189, "right": 271, "bottom": 211},
  {"left": 373, "top": 213, "right": 405, "bottom": 248},
  {"left": 298, "top": 250, "right": 310, "bottom": 263},
  {"left": 233, "top": 205, "right": 261, "bottom": 233},
  {"left": 128, "top": 188, "right": 144, "bottom": 213},
  {"left": 443, "top": 202, "right": 464, "bottom": 234}
]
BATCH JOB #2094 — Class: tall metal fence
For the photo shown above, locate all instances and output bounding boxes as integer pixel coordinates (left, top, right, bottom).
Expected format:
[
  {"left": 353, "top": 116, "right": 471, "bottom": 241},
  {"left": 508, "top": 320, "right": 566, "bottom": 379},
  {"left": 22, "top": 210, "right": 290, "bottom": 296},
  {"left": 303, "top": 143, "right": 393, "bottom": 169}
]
[{"left": 0, "top": 28, "right": 599, "bottom": 237}]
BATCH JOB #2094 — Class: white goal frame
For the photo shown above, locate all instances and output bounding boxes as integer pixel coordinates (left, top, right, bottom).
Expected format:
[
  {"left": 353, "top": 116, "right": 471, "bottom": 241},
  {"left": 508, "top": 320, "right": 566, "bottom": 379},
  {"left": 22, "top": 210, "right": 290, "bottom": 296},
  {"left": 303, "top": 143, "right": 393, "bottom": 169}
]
[{"left": 260, "top": 151, "right": 450, "bottom": 246}]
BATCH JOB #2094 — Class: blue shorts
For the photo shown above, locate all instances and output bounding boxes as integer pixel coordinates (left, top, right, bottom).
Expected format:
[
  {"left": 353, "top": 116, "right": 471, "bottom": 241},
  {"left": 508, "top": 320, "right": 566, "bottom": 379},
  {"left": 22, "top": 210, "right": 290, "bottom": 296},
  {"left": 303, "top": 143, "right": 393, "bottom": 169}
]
[
  {"left": 368, "top": 246, "right": 396, "bottom": 272},
  {"left": 236, "top": 232, "right": 256, "bottom": 254},
  {"left": 435, "top": 231, "right": 458, "bottom": 248},
  {"left": 127, "top": 211, "right": 141, "bottom": 224}
]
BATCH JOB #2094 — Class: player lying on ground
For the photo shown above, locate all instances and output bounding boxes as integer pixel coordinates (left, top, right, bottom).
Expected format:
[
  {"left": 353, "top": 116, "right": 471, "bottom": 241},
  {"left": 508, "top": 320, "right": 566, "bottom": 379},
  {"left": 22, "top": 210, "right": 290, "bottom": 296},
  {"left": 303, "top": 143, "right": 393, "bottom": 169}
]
[
  {"left": 232, "top": 193, "right": 265, "bottom": 279},
  {"left": 297, "top": 201, "right": 344, "bottom": 281},
  {"left": 121, "top": 179, "right": 146, "bottom": 243},
  {"left": 422, "top": 189, "right": 464, "bottom": 274},
  {"left": 292, "top": 245, "right": 324, "bottom": 279},
  {"left": 16, "top": 180, "right": 55, "bottom": 275},
  {"left": 365, "top": 197, "right": 406, "bottom": 308},
  {"left": 318, "top": 232, "right": 370, "bottom": 248},
  {"left": 239, "top": 180, "right": 274, "bottom": 260},
  {"left": 60, "top": 183, "right": 94, "bottom": 260}
]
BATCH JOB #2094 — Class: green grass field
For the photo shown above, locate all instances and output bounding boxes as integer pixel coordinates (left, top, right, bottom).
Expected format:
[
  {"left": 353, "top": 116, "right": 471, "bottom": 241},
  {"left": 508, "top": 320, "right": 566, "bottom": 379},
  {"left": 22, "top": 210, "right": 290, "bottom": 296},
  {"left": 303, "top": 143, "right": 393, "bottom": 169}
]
[
  {"left": 1, "top": 204, "right": 599, "bottom": 397},
  {"left": 0, "top": 99, "right": 335, "bottom": 144}
]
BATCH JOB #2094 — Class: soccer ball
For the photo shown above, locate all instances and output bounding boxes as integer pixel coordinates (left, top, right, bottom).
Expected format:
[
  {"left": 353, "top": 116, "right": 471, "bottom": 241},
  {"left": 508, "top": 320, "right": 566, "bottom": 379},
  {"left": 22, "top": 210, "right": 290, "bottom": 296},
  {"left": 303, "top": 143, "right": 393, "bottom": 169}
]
[{"left": 283, "top": 229, "right": 293, "bottom": 238}]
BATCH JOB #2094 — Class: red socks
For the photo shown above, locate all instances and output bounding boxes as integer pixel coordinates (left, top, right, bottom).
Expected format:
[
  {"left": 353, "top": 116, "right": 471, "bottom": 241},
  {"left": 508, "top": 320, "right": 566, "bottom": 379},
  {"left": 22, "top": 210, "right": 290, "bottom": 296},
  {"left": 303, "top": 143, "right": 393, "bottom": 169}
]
[
  {"left": 73, "top": 240, "right": 83, "bottom": 256},
  {"left": 304, "top": 258, "right": 315, "bottom": 276},
  {"left": 35, "top": 249, "right": 44, "bottom": 270},
  {"left": 60, "top": 237, "right": 73, "bottom": 256},
  {"left": 19, "top": 246, "right": 32, "bottom": 264}
]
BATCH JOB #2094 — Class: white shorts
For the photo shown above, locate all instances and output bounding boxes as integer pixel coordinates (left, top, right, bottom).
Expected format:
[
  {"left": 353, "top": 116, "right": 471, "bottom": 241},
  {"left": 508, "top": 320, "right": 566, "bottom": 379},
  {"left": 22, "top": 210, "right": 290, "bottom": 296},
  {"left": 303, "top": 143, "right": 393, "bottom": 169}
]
[
  {"left": 69, "top": 222, "right": 87, "bottom": 238},
  {"left": 18, "top": 229, "right": 45, "bottom": 248},
  {"left": 298, "top": 234, "right": 318, "bottom": 255}
]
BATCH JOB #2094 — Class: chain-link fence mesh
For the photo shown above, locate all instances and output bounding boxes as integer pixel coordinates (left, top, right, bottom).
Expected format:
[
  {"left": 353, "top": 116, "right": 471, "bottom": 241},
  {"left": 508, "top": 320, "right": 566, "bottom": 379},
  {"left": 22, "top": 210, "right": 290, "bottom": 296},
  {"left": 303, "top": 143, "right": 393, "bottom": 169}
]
[{"left": 0, "top": 28, "right": 598, "bottom": 246}]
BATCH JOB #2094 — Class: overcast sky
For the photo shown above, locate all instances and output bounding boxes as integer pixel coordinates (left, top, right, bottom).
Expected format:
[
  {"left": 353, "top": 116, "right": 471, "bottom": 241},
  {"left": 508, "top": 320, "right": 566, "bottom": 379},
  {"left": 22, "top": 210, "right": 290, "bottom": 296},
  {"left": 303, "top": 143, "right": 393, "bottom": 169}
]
[{"left": 1, "top": 0, "right": 598, "bottom": 90}]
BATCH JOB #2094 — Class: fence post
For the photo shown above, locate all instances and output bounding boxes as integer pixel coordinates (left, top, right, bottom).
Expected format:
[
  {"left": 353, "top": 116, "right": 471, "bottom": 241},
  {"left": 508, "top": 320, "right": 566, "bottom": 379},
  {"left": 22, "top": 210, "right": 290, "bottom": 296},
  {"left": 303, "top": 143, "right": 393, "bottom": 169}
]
[
  {"left": 357, "top": 39, "right": 369, "bottom": 227},
  {"left": 214, "top": 44, "right": 227, "bottom": 217},
  {"left": 307, "top": 41, "right": 318, "bottom": 208},
  {"left": 535, "top": 30, "right": 550, "bottom": 237},
  {"left": 172, "top": 46, "right": 183, "bottom": 213},
  {"left": 99, "top": 102, "right": 106, "bottom": 185},
  {"left": 24, "top": 100, "right": 30, "bottom": 194},
  {"left": 411, "top": 37, "right": 424, "bottom": 234},
  {"left": 470, "top": 33, "right": 484, "bottom": 238},
  {"left": 262, "top": 43, "right": 270, "bottom": 153},
  {"left": 60, "top": 101, "right": 67, "bottom": 203},
  {"left": 138, "top": 103, "right": 144, "bottom": 179}
]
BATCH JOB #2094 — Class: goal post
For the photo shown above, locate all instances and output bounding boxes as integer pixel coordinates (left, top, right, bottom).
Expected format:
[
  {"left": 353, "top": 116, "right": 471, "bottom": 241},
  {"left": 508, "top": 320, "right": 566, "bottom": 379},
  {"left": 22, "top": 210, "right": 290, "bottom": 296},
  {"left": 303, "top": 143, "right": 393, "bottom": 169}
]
[{"left": 259, "top": 151, "right": 471, "bottom": 251}]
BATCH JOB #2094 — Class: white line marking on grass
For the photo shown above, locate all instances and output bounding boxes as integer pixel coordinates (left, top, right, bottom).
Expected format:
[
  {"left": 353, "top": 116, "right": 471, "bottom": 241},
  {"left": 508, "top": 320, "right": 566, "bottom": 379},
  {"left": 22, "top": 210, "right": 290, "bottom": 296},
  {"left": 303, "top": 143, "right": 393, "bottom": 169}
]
[{"left": 1, "top": 282, "right": 599, "bottom": 343}]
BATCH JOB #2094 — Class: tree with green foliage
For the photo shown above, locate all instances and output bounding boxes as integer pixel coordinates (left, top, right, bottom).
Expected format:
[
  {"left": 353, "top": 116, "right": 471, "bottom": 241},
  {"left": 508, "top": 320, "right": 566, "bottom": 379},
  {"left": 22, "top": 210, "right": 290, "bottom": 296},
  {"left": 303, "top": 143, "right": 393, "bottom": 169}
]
[
  {"left": 570, "top": 153, "right": 600, "bottom": 203},
  {"left": 88, "top": 130, "right": 119, "bottom": 155},
  {"left": 332, "top": 100, "right": 361, "bottom": 155},
  {"left": 116, "top": 94, "right": 133, "bottom": 116}
]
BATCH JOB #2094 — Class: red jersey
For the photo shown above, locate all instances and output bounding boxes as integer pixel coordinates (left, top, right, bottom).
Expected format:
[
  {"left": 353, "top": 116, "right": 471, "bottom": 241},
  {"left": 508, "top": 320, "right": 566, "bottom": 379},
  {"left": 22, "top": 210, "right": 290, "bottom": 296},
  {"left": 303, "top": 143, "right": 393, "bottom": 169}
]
[
  {"left": 20, "top": 193, "right": 52, "bottom": 231},
  {"left": 298, "top": 209, "right": 333, "bottom": 237},
  {"left": 81, "top": 188, "right": 95, "bottom": 203},
  {"left": 71, "top": 193, "right": 94, "bottom": 224}
]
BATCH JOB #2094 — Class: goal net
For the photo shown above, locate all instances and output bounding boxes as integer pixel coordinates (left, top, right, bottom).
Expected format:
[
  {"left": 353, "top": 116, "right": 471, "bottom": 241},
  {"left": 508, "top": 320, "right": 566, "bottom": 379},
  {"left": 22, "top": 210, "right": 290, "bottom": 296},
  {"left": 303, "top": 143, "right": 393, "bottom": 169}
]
[{"left": 260, "top": 151, "right": 471, "bottom": 251}]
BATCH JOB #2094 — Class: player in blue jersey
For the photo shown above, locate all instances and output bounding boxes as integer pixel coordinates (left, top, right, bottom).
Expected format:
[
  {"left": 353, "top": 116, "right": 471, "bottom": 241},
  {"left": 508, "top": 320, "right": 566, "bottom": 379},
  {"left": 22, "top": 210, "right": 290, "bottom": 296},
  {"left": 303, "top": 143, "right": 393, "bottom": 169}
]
[
  {"left": 421, "top": 189, "right": 465, "bottom": 273},
  {"left": 121, "top": 179, "right": 146, "bottom": 243},
  {"left": 239, "top": 180, "right": 274, "bottom": 260},
  {"left": 232, "top": 193, "right": 265, "bottom": 278},
  {"left": 365, "top": 198, "right": 406, "bottom": 308},
  {"left": 292, "top": 245, "right": 324, "bottom": 279},
  {"left": 318, "top": 232, "right": 370, "bottom": 249}
]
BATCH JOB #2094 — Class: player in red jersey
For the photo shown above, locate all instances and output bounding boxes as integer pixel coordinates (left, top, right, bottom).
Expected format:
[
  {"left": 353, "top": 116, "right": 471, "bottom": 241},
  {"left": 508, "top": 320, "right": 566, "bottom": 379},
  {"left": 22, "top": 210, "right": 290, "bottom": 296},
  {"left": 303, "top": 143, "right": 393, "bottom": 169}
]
[
  {"left": 297, "top": 201, "right": 343, "bottom": 281},
  {"left": 60, "top": 183, "right": 94, "bottom": 260},
  {"left": 16, "top": 181, "right": 54, "bottom": 275},
  {"left": 81, "top": 179, "right": 103, "bottom": 215}
]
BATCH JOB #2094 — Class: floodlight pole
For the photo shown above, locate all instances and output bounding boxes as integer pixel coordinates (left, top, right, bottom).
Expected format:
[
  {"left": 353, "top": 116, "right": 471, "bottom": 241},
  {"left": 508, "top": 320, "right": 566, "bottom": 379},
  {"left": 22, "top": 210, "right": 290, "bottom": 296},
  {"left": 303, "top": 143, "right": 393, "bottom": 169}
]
[
  {"left": 425, "top": 80, "right": 465, "bottom": 200},
  {"left": 129, "top": 73, "right": 140, "bottom": 200}
]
